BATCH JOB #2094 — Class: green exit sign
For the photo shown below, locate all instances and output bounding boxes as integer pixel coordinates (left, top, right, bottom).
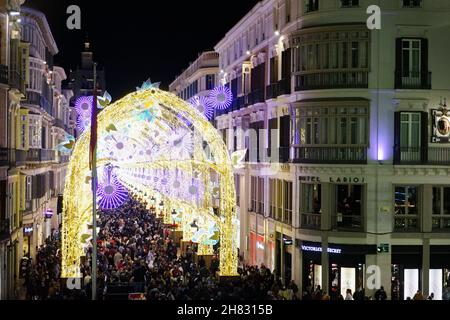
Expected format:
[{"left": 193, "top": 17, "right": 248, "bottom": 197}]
[{"left": 377, "top": 244, "right": 390, "bottom": 253}]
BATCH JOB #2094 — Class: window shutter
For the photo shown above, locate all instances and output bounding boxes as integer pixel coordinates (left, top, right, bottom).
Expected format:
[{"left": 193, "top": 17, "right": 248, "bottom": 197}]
[
  {"left": 421, "top": 111, "right": 429, "bottom": 164},
  {"left": 394, "top": 112, "right": 401, "bottom": 164},
  {"left": 280, "top": 115, "right": 291, "bottom": 148},
  {"left": 32, "top": 176, "right": 38, "bottom": 199},
  {"left": 421, "top": 38, "right": 429, "bottom": 88},
  {"left": 395, "top": 38, "right": 403, "bottom": 88}
]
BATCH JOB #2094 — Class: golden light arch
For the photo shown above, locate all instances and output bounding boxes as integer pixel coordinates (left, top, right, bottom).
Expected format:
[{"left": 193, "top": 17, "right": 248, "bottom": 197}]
[{"left": 61, "top": 88, "right": 238, "bottom": 278}]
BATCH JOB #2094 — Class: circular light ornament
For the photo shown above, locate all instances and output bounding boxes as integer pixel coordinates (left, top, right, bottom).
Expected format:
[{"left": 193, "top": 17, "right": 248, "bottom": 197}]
[
  {"left": 74, "top": 96, "right": 94, "bottom": 117},
  {"left": 208, "top": 86, "right": 233, "bottom": 110},
  {"left": 76, "top": 115, "right": 91, "bottom": 133},
  {"left": 189, "top": 95, "right": 214, "bottom": 120},
  {"left": 97, "top": 166, "right": 129, "bottom": 210}
]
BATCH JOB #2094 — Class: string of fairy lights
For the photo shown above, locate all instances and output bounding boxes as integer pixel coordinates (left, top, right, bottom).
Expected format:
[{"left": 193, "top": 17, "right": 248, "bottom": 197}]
[{"left": 60, "top": 83, "right": 238, "bottom": 278}]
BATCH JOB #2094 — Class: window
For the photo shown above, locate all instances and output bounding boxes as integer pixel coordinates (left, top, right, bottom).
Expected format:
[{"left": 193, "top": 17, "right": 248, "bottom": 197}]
[
  {"left": 402, "top": 0, "right": 422, "bottom": 8},
  {"left": 257, "top": 177, "right": 265, "bottom": 215},
  {"left": 394, "top": 111, "right": 428, "bottom": 164},
  {"left": 335, "top": 185, "right": 363, "bottom": 230},
  {"left": 285, "top": 0, "right": 291, "bottom": 23},
  {"left": 394, "top": 186, "right": 419, "bottom": 231},
  {"left": 206, "top": 74, "right": 215, "bottom": 90},
  {"left": 402, "top": 39, "right": 421, "bottom": 78},
  {"left": 250, "top": 176, "right": 265, "bottom": 215},
  {"left": 283, "top": 181, "right": 293, "bottom": 225},
  {"left": 234, "top": 175, "right": 240, "bottom": 207},
  {"left": 269, "top": 179, "right": 276, "bottom": 219},
  {"left": 304, "top": 184, "right": 321, "bottom": 213},
  {"left": 341, "top": 0, "right": 359, "bottom": 7},
  {"left": 250, "top": 176, "right": 257, "bottom": 212},
  {"left": 297, "top": 105, "right": 368, "bottom": 147},
  {"left": 400, "top": 113, "right": 421, "bottom": 149},
  {"left": 395, "top": 38, "right": 429, "bottom": 89},
  {"left": 432, "top": 187, "right": 450, "bottom": 230},
  {"left": 305, "top": 0, "right": 319, "bottom": 13},
  {"left": 293, "top": 26, "right": 370, "bottom": 90}
]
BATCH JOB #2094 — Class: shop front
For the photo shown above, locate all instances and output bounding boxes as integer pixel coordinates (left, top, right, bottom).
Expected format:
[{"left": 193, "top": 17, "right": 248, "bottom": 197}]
[
  {"left": 300, "top": 241, "right": 376, "bottom": 298},
  {"left": 391, "top": 246, "right": 421, "bottom": 300}
]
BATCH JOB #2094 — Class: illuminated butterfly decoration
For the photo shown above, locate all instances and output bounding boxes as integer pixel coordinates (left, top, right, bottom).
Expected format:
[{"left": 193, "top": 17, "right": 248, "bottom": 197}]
[
  {"left": 97, "top": 91, "right": 112, "bottom": 110},
  {"left": 231, "top": 149, "right": 248, "bottom": 169},
  {"left": 133, "top": 100, "right": 160, "bottom": 123},
  {"left": 57, "top": 133, "right": 76, "bottom": 154},
  {"left": 136, "top": 78, "right": 161, "bottom": 92}
]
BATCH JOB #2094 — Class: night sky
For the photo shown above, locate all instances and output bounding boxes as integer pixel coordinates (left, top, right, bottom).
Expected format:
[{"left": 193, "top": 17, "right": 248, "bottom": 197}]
[{"left": 25, "top": 0, "right": 260, "bottom": 100}]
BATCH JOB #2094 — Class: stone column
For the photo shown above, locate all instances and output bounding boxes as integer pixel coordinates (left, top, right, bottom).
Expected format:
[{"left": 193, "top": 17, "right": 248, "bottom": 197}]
[
  {"left": 422, "top": 238, "right": 430, "bottom": 298},
  {"left": 321, "top": 235, "right": 329, "bottom": 294},
  {"left": 321, "top": 183, "right": 333, "bottom": 231},
  {"left": 292, "top": 240, "right": 303, "bottom": 296}
]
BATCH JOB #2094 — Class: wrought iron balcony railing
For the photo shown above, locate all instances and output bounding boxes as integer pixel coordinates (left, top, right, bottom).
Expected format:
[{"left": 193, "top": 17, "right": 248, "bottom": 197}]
[
  {"left": 395, "top": 71, "right": 431, "bottom": 90},
  {"left": 394, "top": 146, "right": 450, "bottom": 165},
  {"left": 293, "top": 146, "right": 367, "bottom": 164},
  {"left": 295, "top": 70, "right": 368, "bottom": 91},
  {"left": 301, "top": 213, "right": 322, "bottom": 230}
]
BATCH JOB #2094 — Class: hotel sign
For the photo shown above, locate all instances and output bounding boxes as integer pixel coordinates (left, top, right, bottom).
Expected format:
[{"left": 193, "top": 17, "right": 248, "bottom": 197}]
[{"left": 300, "top": 176, "right": 366, "bottom": 184}]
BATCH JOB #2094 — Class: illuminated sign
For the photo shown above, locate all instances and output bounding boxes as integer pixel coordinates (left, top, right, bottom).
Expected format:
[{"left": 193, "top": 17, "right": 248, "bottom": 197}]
[
  {"left": 44, "top": 209, "right": 54, "bottom": 219},
  {"left": 24, "top": 226, "right": 33, "bottom": 234},
  {"left": 301, "top": 245, "right": 342, "bottom": 254}
]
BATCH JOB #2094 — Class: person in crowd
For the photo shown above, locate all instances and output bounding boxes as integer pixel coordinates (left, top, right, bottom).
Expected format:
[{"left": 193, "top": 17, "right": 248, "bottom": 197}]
[
  {"left": 345, "top": 289, "right": 354, "bottom": 301},
  {"left": 413, "top": 290, "right": 425, "bottom": 300},
  {"left": 375, "top": 286, "right": 387, "bottom": 301}
]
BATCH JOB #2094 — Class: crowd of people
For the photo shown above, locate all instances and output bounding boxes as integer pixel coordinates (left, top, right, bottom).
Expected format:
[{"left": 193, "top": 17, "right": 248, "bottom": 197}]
[
  {"left": 23, "top": 199, "right": 300, "bottom": 300},
  {"left": 21, "top": 198, "right": 450, "bottom": 301}
]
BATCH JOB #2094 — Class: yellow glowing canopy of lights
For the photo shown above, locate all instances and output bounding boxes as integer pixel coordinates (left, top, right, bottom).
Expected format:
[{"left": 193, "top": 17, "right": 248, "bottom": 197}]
[{"left": 61, "top": 88, "right": 238, "bottom": 278}]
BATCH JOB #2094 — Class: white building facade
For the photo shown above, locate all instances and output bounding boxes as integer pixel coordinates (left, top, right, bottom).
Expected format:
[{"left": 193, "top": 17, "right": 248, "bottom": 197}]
[{"left": 213, "top": 0, "right": 450, "bottom": 300}]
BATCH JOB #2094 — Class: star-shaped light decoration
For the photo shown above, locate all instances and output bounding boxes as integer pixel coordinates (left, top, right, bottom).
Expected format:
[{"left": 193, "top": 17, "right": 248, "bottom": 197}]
[
  {"left": 136, "top": 78, "right": 161, "bottom": 92},
  {"left": 97, "top": 91, "right": 112, "bottom": 110}
]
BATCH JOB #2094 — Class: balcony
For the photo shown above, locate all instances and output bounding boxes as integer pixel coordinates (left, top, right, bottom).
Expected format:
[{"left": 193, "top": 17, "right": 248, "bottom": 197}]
[
  {"left": 395, "top": 71, "right": 431, "bottom": 90},
  {"left": 0, "top": 148, "right": 7, "bottom": 166},
  {"left": 16, "top": 149, "right": 56, "bottom": 163},
  {"left": 394, "top": 216, "right": 420, "bottom": 232},
  {"left": 59, "top": 153, "right": 71, "bottom": 163},
  {"left": 266, "top": 147, "right": 290, "bottom": 163},
  {"left": 54, "top": 119, "right": 70, "bottom": 132},
  {"left": 0, "top": 65, "right": 8, "bottom": 85},
  {"left": 246, "top": 88, "right": 265, "bottom": 106},
  {"left": 293, "top": 146, "right": 368, "bottom": 164},
  {"left": 301, "top": 213, "right": 322, "bottom": 230},
  {"left": 305, "top": 1, "right": 319, "bottom": 13},
  {"left": 295, "top": 70, "right": 368, "bottom": 91},
  {"left": 24, "top": 91, "right": 54, "bottom": 116},
  {"left": 432, "top": 216, "right": 450, "bottom": 232},
  {"left": 333, "top": 214, "right": 363, "bottom": 232},
  {"left": 266, "top": 79, "right": 291, "bottom": 100},
  {"left": 9, "top": 70, "right": 24, "bottom": 92},
  {"left": 394, "top": 147, "right": 450, "bottom": 165},
  {"left": 0, "top": 219, "right": 10, "bottom": 242}
]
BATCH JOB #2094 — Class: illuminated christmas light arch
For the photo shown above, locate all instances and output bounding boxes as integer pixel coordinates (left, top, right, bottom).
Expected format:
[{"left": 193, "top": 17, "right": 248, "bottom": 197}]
[{"left": 61, "top": 88, "right": 238, "bottom": 278}]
